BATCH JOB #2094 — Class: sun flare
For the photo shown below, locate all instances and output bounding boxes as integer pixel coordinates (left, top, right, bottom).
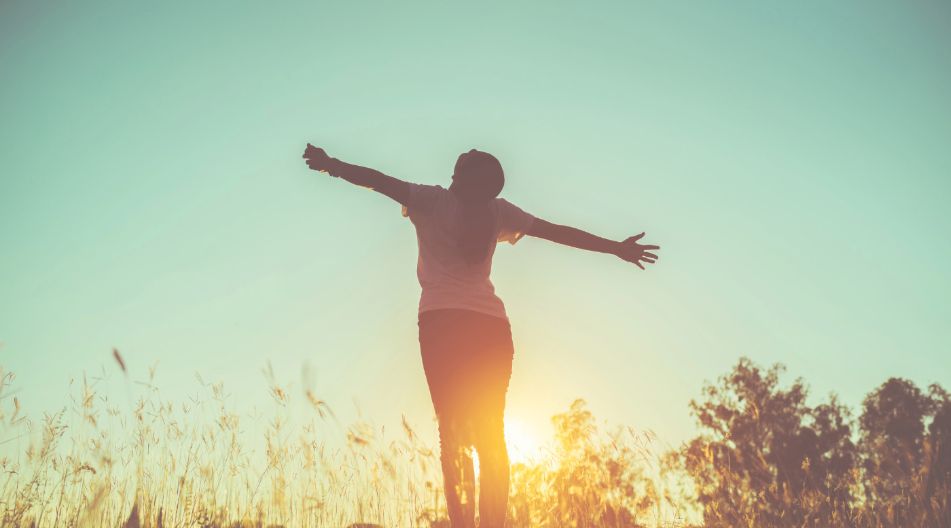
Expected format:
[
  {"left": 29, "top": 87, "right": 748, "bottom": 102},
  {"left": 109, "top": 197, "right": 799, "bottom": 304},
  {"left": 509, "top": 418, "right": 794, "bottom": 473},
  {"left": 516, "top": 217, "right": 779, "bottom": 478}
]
[{"left": 504, "top": 416, "right": 544, "bottom": 463}]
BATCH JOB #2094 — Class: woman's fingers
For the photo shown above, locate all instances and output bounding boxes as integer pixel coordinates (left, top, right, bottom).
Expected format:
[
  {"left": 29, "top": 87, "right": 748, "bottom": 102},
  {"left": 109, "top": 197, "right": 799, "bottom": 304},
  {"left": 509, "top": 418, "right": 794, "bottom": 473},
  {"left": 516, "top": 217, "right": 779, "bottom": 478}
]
[
  {"left": 303, "top": 143, "right": 331, "bottom": 171},
  {"left": 303, "top": 144, "right": 326, "bottom": 159},
  {"left": 618, "top": 235, "right": 661, "bottom": 270}
]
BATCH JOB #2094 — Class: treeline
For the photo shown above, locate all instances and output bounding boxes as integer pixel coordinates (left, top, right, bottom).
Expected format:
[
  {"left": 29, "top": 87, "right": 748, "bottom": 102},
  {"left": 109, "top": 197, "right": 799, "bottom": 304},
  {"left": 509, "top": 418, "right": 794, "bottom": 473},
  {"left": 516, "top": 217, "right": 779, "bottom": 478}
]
[{"left": 671, "top": 357, "right": 951, "bottom": 528}]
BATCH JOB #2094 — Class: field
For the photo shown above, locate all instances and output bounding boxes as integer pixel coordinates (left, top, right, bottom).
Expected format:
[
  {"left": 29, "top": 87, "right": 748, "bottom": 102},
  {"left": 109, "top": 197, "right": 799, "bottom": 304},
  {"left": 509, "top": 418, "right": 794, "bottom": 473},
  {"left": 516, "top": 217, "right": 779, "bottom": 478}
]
[{"left": 1, "top": 353, "right": 948, "bottom": 528}]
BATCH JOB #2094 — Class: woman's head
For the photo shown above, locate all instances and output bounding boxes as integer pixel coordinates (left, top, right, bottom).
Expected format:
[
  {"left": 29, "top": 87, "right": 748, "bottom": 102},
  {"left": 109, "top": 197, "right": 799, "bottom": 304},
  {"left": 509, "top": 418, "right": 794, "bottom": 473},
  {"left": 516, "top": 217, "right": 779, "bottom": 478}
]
[
  {"left": 449, "top": 149, "right": 504, "bottom": 265},
  {"left": 450, "top": 149, "right": 504, "bottom": 203}
]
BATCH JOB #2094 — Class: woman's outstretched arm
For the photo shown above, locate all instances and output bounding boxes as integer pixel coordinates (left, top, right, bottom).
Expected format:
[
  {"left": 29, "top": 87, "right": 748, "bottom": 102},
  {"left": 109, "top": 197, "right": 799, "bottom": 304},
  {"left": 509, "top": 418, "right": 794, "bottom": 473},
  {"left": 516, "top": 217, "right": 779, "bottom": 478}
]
[
  {"left": 527, "top": 218, "right": 660, "bottom": 270},
  {"left": 303, "top": 144, "right": 410, "bottom": 206}
]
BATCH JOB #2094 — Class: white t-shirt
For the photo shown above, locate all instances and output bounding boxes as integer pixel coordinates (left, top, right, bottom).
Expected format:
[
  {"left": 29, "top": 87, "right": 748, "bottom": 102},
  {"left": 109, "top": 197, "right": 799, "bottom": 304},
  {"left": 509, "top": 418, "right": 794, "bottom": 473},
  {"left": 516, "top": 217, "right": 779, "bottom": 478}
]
[{"left": 401, "top": 183, "right": 535, "bottom": 320}]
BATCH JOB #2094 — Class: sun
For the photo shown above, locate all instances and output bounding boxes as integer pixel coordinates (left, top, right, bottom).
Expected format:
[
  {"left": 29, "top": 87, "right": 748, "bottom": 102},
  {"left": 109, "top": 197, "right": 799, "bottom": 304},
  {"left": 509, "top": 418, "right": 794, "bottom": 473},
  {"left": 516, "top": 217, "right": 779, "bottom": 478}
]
[{"left": 504, "top": 416, "right": 544, "bottom": 463}]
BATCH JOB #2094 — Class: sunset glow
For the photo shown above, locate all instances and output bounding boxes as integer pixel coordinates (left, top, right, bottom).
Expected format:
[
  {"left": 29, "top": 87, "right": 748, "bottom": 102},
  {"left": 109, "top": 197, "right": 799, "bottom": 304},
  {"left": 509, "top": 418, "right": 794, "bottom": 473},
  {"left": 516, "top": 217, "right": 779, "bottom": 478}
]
[
  {"left": 504, "top": 415, "right": 545, "bottom": 463},
  {"left": 2, "top": 1, "right": 949, "bottom": 526}
]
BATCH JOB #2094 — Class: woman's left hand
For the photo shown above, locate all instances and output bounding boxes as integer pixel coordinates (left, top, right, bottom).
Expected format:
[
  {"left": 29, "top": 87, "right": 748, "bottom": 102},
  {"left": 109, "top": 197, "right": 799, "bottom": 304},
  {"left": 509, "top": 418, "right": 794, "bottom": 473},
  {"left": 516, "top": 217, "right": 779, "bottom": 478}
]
[{"left": 303, "top": 143, "right": 334, "bottom": 172}]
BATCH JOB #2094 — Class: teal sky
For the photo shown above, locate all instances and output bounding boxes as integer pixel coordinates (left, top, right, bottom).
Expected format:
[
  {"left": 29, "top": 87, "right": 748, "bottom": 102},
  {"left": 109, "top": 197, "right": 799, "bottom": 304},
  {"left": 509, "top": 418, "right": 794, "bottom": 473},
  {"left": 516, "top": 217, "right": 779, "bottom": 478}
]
[{"left": 2, "top": 1, "right": 950, "bottom": 453}]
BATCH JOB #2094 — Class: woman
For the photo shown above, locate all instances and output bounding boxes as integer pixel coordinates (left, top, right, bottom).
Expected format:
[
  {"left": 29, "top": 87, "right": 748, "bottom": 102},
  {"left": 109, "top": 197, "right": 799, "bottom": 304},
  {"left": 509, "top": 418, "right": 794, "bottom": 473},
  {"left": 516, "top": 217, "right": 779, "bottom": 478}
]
[{"left": 302, "top": 144, "right": 659, "bottom": 528}]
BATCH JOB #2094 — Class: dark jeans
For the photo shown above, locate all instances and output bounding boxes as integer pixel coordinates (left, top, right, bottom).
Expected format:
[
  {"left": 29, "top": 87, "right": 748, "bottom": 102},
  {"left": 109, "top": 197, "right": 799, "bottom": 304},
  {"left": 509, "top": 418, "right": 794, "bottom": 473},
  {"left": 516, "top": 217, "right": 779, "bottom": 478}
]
[{"left": 419, "top": 308, "right": 514, "bottom": 528}]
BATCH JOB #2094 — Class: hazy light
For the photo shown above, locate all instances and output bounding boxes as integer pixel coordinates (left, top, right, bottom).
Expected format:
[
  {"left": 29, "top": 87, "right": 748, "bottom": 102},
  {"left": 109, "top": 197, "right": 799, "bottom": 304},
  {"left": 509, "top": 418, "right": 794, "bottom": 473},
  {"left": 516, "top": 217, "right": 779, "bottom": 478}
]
[{"left": 504, "top": 415, "right": 545, "bottom": 463}]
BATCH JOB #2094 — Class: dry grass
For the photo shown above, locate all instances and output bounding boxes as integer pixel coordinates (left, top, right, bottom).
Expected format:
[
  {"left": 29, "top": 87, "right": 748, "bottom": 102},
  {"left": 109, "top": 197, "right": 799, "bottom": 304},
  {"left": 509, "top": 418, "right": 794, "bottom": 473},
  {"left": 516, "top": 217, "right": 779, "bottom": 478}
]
[{"left": 0, "top": 354, "right": 683, "bottom": 528}]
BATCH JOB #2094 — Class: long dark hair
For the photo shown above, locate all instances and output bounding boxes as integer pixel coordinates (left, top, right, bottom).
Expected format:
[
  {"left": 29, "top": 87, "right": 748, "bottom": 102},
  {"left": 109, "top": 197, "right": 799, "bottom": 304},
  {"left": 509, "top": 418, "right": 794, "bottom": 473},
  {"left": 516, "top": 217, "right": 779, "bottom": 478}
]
[{"left": 451, "top": 150, "right": 504, "bottom": 265}]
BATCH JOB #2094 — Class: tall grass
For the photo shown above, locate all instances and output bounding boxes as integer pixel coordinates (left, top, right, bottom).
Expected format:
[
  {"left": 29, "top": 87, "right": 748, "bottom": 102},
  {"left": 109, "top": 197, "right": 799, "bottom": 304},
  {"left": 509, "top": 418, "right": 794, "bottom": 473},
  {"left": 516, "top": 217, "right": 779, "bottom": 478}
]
[
  {"left": 4, "top": 354, "right": 945, "bottom": 527},
  {"left": 0, "top": 356, "right": 682, "bottom": 528}
]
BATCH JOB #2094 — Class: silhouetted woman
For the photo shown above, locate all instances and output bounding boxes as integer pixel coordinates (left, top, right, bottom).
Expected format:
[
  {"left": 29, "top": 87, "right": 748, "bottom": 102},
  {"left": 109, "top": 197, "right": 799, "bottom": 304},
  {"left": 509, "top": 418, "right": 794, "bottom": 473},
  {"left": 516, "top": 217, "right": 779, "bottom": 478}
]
[{"left": 302, "top": 144, "right": 659, "bottom": 528}]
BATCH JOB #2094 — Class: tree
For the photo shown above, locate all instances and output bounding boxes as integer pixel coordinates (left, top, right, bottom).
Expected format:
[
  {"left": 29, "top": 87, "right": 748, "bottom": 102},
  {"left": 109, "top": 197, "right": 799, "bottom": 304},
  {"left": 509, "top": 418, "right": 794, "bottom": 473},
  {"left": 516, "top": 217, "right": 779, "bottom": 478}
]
[
  {"left": 676, "top": 358, "right": 858, "bottom": 528},
  {"left": 858, "top": 378, "right": 951, "bottom": 527}
]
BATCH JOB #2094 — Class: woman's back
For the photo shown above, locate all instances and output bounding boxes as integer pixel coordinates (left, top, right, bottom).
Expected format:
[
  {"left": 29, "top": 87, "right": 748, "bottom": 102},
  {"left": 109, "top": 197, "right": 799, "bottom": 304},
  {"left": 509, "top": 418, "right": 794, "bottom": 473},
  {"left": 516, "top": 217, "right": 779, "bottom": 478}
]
[{"left": 402, "top": 183, "right": 535, "bottom": 319}]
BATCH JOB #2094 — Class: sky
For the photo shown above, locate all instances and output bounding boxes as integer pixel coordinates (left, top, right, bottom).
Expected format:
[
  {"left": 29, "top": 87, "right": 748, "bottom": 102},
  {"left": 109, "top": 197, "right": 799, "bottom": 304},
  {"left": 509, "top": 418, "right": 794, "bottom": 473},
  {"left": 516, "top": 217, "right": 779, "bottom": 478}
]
[{"left": 1, "top": 0, "right": 950, "bottom": 459}]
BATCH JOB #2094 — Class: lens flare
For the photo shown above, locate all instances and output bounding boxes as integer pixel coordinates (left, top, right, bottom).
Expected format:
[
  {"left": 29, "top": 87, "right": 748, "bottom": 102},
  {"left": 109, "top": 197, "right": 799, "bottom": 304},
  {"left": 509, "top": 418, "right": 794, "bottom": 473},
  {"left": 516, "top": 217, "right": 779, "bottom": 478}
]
[{"left": 504, "top": 415, "right": 542, "bottom": 463}]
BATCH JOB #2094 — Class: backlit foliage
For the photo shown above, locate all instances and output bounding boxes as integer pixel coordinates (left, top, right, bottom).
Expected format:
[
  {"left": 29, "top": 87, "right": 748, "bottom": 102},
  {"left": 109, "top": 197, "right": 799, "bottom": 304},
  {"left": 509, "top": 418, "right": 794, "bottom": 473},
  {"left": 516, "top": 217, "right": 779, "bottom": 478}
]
[
  {"left": 673, "top": 358, "right": 951, "bottom": 528},
  {"left": 0, "top": 355, "right": 946, "bottom": 527},
  {"left": 0, "top": 363, "right": 676, "bottom": 528}
]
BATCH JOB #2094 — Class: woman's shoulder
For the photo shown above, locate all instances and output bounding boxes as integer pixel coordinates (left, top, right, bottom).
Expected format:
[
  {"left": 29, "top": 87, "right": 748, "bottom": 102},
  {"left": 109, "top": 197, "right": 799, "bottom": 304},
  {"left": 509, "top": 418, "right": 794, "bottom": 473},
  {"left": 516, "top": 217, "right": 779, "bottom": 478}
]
[
  {"left": 409, "top": 182, "right": 449, "bottom": 199},
  {"left": 492, "top": 196, "right": 526, "bottom": 215},
  {"left": 404, "top": 183, "right": 451, "bottom": 217}
]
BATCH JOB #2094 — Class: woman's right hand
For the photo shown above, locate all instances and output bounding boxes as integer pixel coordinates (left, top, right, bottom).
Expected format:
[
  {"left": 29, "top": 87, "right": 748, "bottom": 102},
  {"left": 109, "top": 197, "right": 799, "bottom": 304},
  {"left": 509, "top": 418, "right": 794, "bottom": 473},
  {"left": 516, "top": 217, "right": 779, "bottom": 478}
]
[{"left": 615, "top": 233, "right": 660, "bottom": 270}]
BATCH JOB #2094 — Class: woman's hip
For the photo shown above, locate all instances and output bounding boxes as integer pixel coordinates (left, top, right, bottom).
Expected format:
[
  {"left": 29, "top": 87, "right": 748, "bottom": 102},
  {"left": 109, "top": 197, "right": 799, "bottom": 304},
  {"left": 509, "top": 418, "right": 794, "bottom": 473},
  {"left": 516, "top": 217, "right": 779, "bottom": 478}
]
[
  {"left": 418, "top": 309, "right": 514, "bottom": 360},
  {"left": 417, "top": 308, "right": 514, "bottom": 415}
]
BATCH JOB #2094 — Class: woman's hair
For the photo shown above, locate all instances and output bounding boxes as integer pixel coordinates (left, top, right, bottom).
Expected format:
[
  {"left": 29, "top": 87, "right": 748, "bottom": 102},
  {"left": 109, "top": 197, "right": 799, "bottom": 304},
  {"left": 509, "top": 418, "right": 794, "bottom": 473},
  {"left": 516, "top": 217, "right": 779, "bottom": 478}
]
[{"left": 452, "top": 150, "right": 505, "bottom": 265}]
